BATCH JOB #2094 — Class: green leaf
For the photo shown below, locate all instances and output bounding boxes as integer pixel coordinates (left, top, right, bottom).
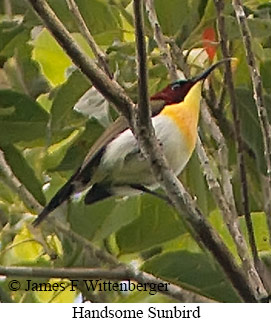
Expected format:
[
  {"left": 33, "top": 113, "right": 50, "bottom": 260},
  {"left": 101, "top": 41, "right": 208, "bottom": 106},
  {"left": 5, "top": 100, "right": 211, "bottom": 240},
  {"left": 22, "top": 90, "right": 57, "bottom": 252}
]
[
  {"left": 236, "top": 87, "right": 271, "bottom": 174},
  {"left": 0, "top": 1, "right": 29, "bottom": 15},
  {"left": 260, "top": 60, "right": 271, "bottom": 90},
  {"left": 225, "top": 16, "right": 271, "bottom": 39},
  {"left": 68, "top": 198, "right": 120, "bottom": 240},
  {"left": 32, "top": 29, "right": 72, "bottom": 86},
  {"left": 43, "top": 128, "right": 83, "bottom": 171},
  {"left": 50, "top": 70, "right": 90, "bottom": 131},
  {"left": 118, "top": 290, "right": 173, "bottom": 303},
  {"left": 47, "top": 0, "right": 78, "bottom": 32},
  {"left": 142, "top": 250, "right": 240, "bottom": 302},
  {"left": 68, "top": 195, "right": 140, "bottom": 242},
  {"left": 116, "top": 194, "right": 186, "bottom": 254},
  {"left": 92, "top": 196, "right": 140, "bottom": 241},
  {"left": 0, "top": 180, "right": 15, "bottom": 206},
  {"left": 45, "top": 0, "right": 122, "bottom": 45},
  {"left": 209, "top": 210, "right": 238, "bottom": 259},
  {"left": 0, "top": 21, "right": 24, "bottom": 53},
  {"left": 210, "top": 210, "right": 271, "bottom": 259},
  {"left": 76, "top": 0, "right": 122, "bottom": 44},
  {"left": 154, "top": 0, "right": 189, "bottom": 36},
  {"left": 54, "top": 119, "right": 105, "bottom": 172},
  {"left": 240, "top": 212, "right": 271, "bottom": 253},
  {"left": 181, "top": 152, "right": 213, "bottom": 215},
  {"left": 179, "top": 0, "right": 233, "bottom": 48},
  {"left": 1, "top": 27, "right": 31, "bottom": 62},
  {"left": 0, "top": 90, "right": 49, "bottom": 144},
  {"left": 1, "top": 144, "right": 46, "bottom": 205},
  {"left": 4, "top": 42, "right": 49, "bottom": 99},
  {"left": 231, "top": 41, "right": 250, "bottom": 86}
]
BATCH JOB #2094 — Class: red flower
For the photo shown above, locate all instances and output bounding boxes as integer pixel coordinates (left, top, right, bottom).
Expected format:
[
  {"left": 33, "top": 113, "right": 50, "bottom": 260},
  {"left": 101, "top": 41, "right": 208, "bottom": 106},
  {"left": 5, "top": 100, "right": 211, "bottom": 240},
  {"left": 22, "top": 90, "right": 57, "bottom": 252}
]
[{"left": 202, "top": 27, "right": 217, "bottom": 61}]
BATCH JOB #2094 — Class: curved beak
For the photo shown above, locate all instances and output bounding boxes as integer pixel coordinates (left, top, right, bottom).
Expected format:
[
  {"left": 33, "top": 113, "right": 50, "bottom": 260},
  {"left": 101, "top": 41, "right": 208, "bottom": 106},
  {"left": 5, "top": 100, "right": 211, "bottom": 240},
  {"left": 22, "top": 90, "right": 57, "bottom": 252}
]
[{"left": 192, "top": 58, "right": 233, "bottom": 83}]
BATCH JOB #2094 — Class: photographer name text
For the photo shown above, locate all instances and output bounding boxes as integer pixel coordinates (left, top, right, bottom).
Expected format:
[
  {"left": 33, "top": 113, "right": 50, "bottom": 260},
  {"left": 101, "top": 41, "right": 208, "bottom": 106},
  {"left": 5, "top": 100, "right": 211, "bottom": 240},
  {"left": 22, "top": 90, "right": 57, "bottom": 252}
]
[{"left": 15, "top": 279, "right": 169, "bottom": 296}]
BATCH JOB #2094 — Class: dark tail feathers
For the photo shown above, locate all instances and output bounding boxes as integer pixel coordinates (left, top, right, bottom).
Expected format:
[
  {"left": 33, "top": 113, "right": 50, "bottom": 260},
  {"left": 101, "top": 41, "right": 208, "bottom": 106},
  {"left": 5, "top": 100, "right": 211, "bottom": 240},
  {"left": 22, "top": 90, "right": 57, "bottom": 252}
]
[{"left": 32, "top": 180, "right": 74, "bottom": 227}]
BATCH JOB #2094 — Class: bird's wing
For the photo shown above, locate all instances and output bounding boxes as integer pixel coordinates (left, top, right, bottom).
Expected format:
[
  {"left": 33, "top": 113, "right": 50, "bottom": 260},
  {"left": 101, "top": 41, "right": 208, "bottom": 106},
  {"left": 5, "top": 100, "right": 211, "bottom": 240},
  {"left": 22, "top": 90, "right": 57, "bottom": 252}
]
[
  {"left": 72, "top": 115, "right": 130, "bottom": 189},
  {"left": 81, "top": 115, "right": 129, "bottom": 169},
  {"left": 80, "top": 99, "right": 165, "bottom": 171},
  {"left": 150, "top": 99, "right": 166, "bottom": 117}
]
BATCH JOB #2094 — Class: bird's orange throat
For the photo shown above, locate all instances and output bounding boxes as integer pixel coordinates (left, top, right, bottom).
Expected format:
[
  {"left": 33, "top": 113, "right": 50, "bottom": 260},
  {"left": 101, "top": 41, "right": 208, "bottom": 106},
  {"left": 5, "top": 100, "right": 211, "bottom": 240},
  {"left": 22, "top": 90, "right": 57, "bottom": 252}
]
[
  {"left": 160, "top": 82, "right": 201, "bottom": 154},
  {"left": 161, "top": 103, "right": 200, "bottom": 153}
]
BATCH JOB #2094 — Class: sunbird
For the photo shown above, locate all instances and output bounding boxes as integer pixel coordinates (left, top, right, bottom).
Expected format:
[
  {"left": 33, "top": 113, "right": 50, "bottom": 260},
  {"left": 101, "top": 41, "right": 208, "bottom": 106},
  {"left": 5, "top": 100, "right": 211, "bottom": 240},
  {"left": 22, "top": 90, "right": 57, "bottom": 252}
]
[{"left": 33, "top": 60, "right": 228, "bottom": 226}]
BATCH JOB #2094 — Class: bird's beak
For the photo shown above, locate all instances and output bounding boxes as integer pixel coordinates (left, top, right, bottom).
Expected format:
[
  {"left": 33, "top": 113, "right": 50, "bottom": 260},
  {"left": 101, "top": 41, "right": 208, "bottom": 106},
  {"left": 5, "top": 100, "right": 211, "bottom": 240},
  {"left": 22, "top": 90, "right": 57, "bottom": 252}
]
[{"left": 192, "top": 58, "right": 233, "bottom": 83}]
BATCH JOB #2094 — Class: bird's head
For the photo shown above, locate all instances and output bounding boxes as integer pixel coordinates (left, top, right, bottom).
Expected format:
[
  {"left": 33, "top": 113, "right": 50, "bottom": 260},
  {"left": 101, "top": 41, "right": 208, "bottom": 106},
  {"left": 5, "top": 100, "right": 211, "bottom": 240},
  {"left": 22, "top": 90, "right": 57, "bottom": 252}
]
[{"left": 150, "top": 59, "right": 231, "bottom": 105}]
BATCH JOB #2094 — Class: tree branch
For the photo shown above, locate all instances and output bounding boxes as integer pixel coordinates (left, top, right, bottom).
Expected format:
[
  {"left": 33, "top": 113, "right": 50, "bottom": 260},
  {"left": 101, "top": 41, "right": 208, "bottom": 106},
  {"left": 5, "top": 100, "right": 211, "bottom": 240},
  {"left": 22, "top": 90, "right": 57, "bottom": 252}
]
[
  {"left": 65, "top": 0, "right": 112, "bottom": 78},
  {"left": 145, "top": 0, "right": 178, "bottom": 81},
  {"left": 232, "top": 0, "right": 271, "bottom": 246},
  {"left": 213, "top": 0, "right": 259, "bottom": 268},
  {"left": 134, "top": 0, "right": 151, "bottom": 126},
  {"left": 201, "top": 103, "right": 236, "bottom": 215},
  {"left": 196, "top": 134, "right": 265, "bottom": 293},
  {"left": 169, "top": 40, "right": 191, "bottom": 78}
]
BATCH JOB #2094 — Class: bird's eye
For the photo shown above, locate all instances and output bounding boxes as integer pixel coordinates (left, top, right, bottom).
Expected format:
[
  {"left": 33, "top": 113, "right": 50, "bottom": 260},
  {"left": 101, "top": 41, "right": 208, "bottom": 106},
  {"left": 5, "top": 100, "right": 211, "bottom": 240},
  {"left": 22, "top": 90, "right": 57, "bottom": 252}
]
[{"left": 171, "top": 83, "right": 180, "bottom": 91}]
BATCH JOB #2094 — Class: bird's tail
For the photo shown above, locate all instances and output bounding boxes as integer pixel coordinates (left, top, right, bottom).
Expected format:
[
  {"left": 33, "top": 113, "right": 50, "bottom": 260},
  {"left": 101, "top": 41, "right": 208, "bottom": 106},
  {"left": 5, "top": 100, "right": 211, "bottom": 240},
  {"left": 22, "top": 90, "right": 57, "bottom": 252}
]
[
  {"left": 32, "top": 179, "right": 75, "bottom": 227},
  {"left": 33, "top": 149, "right": 105, "bottom": 227}
]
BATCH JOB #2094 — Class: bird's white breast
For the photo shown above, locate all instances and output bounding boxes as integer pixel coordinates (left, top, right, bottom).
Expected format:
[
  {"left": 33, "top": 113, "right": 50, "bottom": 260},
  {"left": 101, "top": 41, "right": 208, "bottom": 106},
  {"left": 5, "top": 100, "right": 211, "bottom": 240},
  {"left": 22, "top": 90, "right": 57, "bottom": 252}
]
[{"left": 98, "top": 115, "right": 192, "bottom": 186}]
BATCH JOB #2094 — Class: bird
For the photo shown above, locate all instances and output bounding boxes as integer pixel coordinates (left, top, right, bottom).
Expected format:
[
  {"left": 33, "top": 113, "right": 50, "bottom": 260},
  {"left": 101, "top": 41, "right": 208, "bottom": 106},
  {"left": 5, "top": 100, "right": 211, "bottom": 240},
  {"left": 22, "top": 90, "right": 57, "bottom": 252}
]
[{"left": 33, "top": 59, "right": 229, "bottom": 227}]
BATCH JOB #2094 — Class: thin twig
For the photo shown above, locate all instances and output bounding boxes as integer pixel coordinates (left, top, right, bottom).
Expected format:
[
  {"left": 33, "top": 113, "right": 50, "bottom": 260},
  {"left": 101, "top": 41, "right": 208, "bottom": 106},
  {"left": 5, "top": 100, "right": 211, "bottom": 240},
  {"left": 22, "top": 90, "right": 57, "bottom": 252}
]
[
  {"left": 196, "top": 134, "right": 265, "bottom": 295},
  {"left": 134, "top": 0, "right": 152, "bottom": 138},
  {"left": 216, "top": 74, "right": 227, "bottom": 112},
  {"left": 132, "top": 271, "right": 215, "bottom": 303},
  {"left": 145, "top": 0, "right": 178, "bottom": 81},
  {"left": 0, "top": 266, "right": 126, "bottom": 279},
  {"left": 65, "top": 0, "right": 112, "bottom": 78},
  {"left": 213, "top": 0, "right": 259, "bottom": 267},
  {"left": 201, "top": 103, "right": 236, "bottom": 215},
  {"left": 232, "top": 0, "right": 271, "bottom": 246},
  {"left": 169, "top": 40, "right": 190, "bottom": 78}
]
